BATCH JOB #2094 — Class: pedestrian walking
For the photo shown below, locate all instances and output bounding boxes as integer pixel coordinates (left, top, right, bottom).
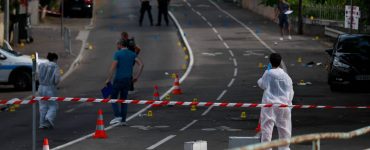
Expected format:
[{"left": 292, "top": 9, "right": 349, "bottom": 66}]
[
  {"left": 275, "top": 0, "right": 292, "bottom": 40},
  {"left": 156, "top": 0, "right": 170, "bottom": 26},
  {"left": 106, "top": 40, "right": 144, "bottom": 126},
  {"left": 139, "top": 0, "right": 154, "bottom": 26},
  {"left": 38, "top": 53, "right": 61, "bottom": 129},
  {"left": 257, "top": 53, "right": 294, "bottom": 150}
]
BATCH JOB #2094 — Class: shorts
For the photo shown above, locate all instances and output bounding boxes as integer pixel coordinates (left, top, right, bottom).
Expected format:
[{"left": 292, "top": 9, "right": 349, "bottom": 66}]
[{"left": 279, "top": 14, "right": 289, "bottom": 28}]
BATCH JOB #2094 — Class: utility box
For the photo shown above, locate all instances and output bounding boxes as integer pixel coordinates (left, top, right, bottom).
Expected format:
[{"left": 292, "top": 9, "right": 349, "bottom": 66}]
[
  {"left": 184, "top": 140, "right": 207, "bottom": 150},
  {"left": 228, "top": 136, "right": 260, "bottom": 149}
]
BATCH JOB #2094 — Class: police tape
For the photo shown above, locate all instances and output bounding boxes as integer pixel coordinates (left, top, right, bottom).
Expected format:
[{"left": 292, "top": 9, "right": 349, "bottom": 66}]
[{"left": 0, "top": 97, "right": 369, "bottom": 109}]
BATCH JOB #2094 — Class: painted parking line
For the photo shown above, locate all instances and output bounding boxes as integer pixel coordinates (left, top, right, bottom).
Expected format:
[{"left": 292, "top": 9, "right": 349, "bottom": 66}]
[
  {"left": 179, "top": 120, "right": 198, "bottom": 131},
  {"left": 146, "top": 135, "right": 177, "bottom": 150}
]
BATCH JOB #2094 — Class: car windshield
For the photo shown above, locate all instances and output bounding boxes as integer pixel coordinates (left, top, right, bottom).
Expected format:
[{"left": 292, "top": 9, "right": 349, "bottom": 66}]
[
  {"left": 337, "top": 36, "right": 370, "bottom": 54},
  {"left": 1, "top": 47, "right": 23, "bottom": 56}
]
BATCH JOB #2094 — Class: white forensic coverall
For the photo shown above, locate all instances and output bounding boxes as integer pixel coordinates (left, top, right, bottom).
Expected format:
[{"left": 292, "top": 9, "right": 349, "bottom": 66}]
[
  {"left": 38, "top": 61, "right": 61, "bottom": 128},
  {"left": 257, "top": 68, "right": 294, "bottom": 150}
]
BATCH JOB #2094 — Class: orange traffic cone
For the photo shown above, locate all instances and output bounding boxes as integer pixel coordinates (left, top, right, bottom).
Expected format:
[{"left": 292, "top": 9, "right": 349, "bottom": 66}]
[
  {"left": 43, "top": 138, "right": 49, "bottom": 150},
  {"left": 93, "top": 109, "right": 108, "bottom": 139},
  {"left": 153, "top": 85, "right": 160, "bottom": 100},
  {"left": 172, "top": 74, "right": 182, "bottom": 95}
]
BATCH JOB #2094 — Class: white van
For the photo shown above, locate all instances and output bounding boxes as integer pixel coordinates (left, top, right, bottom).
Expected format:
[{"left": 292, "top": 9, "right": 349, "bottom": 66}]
[{"left": 0, "top": 41, "right": 47, "bottom": 90}]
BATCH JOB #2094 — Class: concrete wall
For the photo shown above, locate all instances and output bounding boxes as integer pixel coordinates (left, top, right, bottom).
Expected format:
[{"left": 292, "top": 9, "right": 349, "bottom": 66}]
[{"left": 241, "top": 0, "right": 276, "bottom": 21}]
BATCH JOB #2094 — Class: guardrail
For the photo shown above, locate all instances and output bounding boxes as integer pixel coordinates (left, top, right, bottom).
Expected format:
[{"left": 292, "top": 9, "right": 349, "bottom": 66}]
[
  {"left": 230, "top": 126, "right": 370, "bottom": 150},
  {"left": 324, "top": 26, "right": 346, "bottom": 38}
]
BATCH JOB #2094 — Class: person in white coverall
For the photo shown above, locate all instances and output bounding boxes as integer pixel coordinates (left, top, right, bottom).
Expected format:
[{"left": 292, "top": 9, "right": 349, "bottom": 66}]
[
  {"left": 257, "top": 53, "right": 294, "bottom": 150},
  {"left": 38, "top": 53, "right": 61, "bottom": 129}
]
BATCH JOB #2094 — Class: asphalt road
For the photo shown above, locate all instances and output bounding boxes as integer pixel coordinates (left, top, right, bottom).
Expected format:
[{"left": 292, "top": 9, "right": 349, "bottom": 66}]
[
  {"left": 1, "top": 0, "right": 369, "bottom": 150},
  {"left": 0, "top": 0, "right": 186, "bottom": 149}
]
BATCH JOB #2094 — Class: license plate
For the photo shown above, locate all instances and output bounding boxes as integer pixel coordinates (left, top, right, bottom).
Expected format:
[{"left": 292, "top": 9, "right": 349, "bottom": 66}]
[{"left": 355, "top": 75, "right": 370, "bottom": 80}]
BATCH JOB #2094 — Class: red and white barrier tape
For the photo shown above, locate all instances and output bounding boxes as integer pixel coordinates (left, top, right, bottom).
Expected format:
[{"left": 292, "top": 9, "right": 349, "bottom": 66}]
[{"left": 0, "top": 97, "right": 369, "bottom": 109}]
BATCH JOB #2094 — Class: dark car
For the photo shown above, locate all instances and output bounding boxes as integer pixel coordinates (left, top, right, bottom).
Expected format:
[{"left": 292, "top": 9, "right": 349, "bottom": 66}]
[
  {"left": 63, "top": 0, "right": 93, "bottom": 18},
  {"left": 326, "top": 34, "right": 370, "bottom": 91}
]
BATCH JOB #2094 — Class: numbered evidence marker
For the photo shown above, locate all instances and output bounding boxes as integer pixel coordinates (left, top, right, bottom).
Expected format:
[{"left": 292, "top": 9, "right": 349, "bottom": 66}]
[
  {"left": 191, "top": 98, "right": 198, "bottom": 111},
  {"left": 147, "top": 110, "right": 153, "bottom": 117},
  {"left": 240, "top": 111, "right": 246, "bottom": 120}
]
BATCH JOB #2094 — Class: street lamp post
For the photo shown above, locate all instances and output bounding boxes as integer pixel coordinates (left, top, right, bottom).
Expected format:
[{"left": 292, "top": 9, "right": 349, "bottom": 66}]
[{"left": 4, "top": 0, "right": 9, "bottom": 42}]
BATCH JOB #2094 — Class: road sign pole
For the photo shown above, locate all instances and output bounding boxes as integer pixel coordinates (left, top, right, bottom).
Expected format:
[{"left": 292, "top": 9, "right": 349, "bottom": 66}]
[
  {"left": 31, "top": 53, "right": 37, "bottom": 150},
  {"left": 349, "top": 0, "right": 353, "bottom": 34}
]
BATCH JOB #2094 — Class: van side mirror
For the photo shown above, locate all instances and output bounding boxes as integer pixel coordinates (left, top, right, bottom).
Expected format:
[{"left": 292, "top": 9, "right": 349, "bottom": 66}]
[
  {"left": 325, "top": 49, "right": 333, "bottom": 56},
  {"left": 0, "top": 54, "right": 6, "bottom": 60}
]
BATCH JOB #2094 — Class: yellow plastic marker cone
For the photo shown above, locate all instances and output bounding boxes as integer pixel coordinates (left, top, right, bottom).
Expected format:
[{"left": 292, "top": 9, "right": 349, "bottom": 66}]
[
  {"left": 300, "top": 80, "right": 305, "bottom": 84},
  {"left": 14, "top": 104, "right": 20, "bottom": 108},
  {"left": 184, "top": 55, "right": 189, "bottom": 61},
  {"left": 310, "top": 16, "right": 314, "bottom": 20},
  {"left": 182, "top": 64, "right": 187, "bottom": 70},
  {"left": 177, "top": 42, "right": 181, "bottom": 46},
  {"left": 191, "top": 105, "right": 197, "bottom": 111},
  {"left": 147, "top": 110, "right": 153, "bottom": 117},
  {"left": 297, "top": 57, "right": 302, "bottom": 63},
  {"left": 165, "top": 94, "right": 171, "bottom": 100},
  {"left": 9, "top": 106, "right": 16, "bottom": 112},
  {"left": 171, "top": 73, "right": 176, "bottom": 79},
  {"left": 60, "top": 69, "right": 64, "bottom": 75},
  {"left": 240, "top": 112, "right": 246, "bottom": 120},
  {"left": 315, "top": 36, "right": 319, "bottom": 40},
  {"left": 20, "top": 42, "right": 25, "bottom": 48},
  {"left": 183, "top": 47, "right": 187, "bottom": 51},
  {"left": 88, "top": 44, "right": 93, "bottom": 50},
  {"left": 258, "top": 63, "right": 263, "bottom": 68},
  {"left": 192, "top": 98, "right": 198, "bottom": 102}
]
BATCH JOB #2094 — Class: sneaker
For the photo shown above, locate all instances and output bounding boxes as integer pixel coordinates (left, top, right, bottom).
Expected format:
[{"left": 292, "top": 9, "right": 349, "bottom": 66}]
[
  {"left": 288, "top": 35, "right": 292, "bottom": 40},
  {"left": 109, "top": 117, "right": 122, "bottom": 125},
  {"left": 119, "top": 122, "right": 128, "bottom": 126},
  {"left": 279, "top": 37, "right": 284, "bottom": 41}
]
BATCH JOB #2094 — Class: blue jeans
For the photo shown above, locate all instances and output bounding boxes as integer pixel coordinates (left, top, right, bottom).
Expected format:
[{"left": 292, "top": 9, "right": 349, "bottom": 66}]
[{"left": 111, "top": 78, "right": 131, "bottom": 122}]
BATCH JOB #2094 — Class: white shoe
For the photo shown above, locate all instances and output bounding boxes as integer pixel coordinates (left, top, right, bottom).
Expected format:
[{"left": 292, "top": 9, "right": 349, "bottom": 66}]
[
  {"left": 279, "top": 37, "right": 284, "bottom": 41},
  {"left": 288, "top": 35, "right": 292, "bottom": 40},
  {"left": 109, "top": 117, "right": 122, "bottom": 125}
]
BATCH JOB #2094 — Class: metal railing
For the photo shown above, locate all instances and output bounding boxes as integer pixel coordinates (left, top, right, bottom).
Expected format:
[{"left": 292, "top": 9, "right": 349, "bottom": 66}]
[
  {"left": 325, "top": 26, "right": 346, "bottom": 38},
  {"left": 230, "top": 126, "right": 370, "bottom": 150},
  {"left": 303, "top": 4, "right": 344, "bottom": 21}
]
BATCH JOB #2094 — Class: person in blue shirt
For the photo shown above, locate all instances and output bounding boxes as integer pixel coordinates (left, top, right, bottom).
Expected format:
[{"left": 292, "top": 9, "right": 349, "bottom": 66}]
[{"left": 105, "top": 41, "right": 144, "bottom": 126}]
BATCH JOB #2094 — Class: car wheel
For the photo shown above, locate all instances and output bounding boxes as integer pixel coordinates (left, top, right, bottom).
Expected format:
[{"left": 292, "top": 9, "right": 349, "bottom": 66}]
[{"left": 13, "top": 71, "right": 32, "bottom": 91}]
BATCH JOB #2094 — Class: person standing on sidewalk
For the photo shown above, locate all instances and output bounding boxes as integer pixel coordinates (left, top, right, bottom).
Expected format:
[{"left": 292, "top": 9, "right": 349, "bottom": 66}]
[
  {"left": 257, "top": 53, "right": 294, "bottom": 150},
  {"left": 139, "top": 0, "right": 154, "bottom": 26},
  {"left": 105, "top": 41, "right": 144, "bottom": 126},
  {"left": 275, "top": 0, "right": 292, "bottom": 41},
  {"left": 156, "top": 0, "right": 170, "bottom": 26},
  {"left": 38, "top": 53, "right": 61, "bottom": 129}
]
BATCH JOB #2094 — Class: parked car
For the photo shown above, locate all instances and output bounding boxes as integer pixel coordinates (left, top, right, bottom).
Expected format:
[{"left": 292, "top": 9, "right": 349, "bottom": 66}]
[
  {"left": 63, "top": 0, "right": 93, "bottom": 18},
  {"left": 0, "top": 41, "right": 48, "bottom": 90},
  {"left": 326, "top": 34, "right": 370, "bottom": 91}
]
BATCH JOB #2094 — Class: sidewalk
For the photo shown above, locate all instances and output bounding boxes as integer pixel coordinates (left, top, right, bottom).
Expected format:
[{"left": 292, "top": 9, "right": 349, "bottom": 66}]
[{"left": 17, "top": 16, "right": 91, "bottom": 73}]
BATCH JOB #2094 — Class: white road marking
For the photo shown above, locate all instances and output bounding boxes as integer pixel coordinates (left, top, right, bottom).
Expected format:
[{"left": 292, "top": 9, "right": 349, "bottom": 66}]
[
  {"left": 207, "top": 22, "right": 213, "bottom": 27},
  {"left": 208, "top": 0, "right": 288, "bottom": 72},
  {"left": 52, "top": 11, "right": 195, "bottom": 150},
  {"left": 223, "top": 42, "right": 230, "bottom": 49},
  {"left": 201, "top": 16, "right": 207, "bottom": 21},
  {"left": 179, "top": 120, "right": 198, "bottom": 131},
  {"left": 217, "top": 90, "right": 227, "bottom": 100},
  {"left": 233, "top": 58, "right": 238, "bottom": 66},
  {"left": 234, "top": 68, "right": 238, "bottom": 77},
  {"left": 212, "top": 27, "right": 218, "bottom": 33},
  {"left": 196, "top": 11, "right": 201, "bottom": 16},
  {"left": 227, "top": 78, "right": 235, "bottom": 87},
  {"left": 146, "top": 135, "right": 177, "bottom": 150},
  {"left": 217, "top": 34, "right": 224, "bottom": 41},
  {"left": 228, "top": 50, "right": 234, "bottom": 57}
]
